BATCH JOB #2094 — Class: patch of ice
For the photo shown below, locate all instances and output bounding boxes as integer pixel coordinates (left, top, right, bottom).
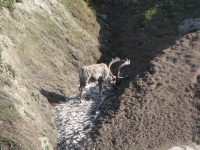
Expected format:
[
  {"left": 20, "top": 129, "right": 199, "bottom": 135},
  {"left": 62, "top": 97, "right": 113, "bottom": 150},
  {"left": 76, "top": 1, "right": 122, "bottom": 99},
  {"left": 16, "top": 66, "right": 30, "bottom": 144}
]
[
  {"left": 169, "top": 143, "right": 200, "bottom": 150},
  {"left": 53, "top": 81, "right": 200, "bottom": 150},
  {"left": 53, "top": 82, "right": 114, "bottom": 149},
  {"left": 179, "top": 18, "right": 200, "bottom": 34}
]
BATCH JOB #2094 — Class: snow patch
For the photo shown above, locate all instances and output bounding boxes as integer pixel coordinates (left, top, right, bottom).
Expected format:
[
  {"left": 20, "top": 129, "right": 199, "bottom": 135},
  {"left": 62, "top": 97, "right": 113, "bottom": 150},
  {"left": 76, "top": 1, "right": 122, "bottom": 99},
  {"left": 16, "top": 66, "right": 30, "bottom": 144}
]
[
  {"left": 53, "top": 82, "right": 114, "bottom": 149},
  {"left": 179, "top": 18, "right": 200, "bottom": 34}
]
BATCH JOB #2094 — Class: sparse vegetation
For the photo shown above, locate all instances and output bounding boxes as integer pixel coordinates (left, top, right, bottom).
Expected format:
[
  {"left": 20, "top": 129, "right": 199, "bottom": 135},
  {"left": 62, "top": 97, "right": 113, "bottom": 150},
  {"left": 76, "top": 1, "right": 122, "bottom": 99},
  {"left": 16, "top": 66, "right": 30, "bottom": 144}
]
[
  {"left": 144, "top": 4, "right": 161, "bottom": 20},
  {"left": 0, "top": 0, "right": 15, "bottom": 11},
  {"left": 0, "top": 90, "right": 20, "bottom": 124},
  {"left": 0, "top": 45, "right": 2, "bottom": 65},
  {"left": 61, "top": 0, "right": 85, "bottom": 10},
  {"left": 21, "top": 46, "right": 25, "bottom": 52},
  {"left": 0, "top": 0, "right": 100, "bottom": 148},
  {"left": 0, "top": 91, "right": 21, "bottom": 149},
  {"left": 0, "top": 102, "right": 14, "bottom": 121}
]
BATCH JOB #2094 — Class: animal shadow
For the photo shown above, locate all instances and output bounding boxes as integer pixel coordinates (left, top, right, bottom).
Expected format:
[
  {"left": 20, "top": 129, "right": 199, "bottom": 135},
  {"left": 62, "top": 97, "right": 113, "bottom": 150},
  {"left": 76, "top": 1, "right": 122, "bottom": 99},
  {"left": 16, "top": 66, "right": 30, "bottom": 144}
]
[{"left": 40, "top": 88, "right": 68, "bottom": 105}]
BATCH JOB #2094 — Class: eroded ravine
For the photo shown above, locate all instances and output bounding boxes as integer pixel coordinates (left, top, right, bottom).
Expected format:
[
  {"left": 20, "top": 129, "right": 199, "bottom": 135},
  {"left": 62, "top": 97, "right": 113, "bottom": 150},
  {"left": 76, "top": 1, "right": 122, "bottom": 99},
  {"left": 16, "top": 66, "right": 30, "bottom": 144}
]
[
  {"left": 52, "top": 1, "right": 200, "bottom": 150},
  {"left": 53, "top": 82, "right": 115, "bottom": 149}
]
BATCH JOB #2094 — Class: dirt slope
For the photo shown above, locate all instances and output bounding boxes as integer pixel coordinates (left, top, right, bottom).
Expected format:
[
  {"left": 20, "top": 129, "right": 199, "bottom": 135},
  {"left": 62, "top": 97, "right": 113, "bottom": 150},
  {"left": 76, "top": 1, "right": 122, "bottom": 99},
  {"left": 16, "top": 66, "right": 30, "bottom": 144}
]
[
  {"left": 90, "top": 32, "right": 200, "bottom": 150},
  {"left": 0, "top": 0, "right": 100, "bottom": 149},
  {"left": 85, "top": 1, "right": 200, "bottom": 150}
]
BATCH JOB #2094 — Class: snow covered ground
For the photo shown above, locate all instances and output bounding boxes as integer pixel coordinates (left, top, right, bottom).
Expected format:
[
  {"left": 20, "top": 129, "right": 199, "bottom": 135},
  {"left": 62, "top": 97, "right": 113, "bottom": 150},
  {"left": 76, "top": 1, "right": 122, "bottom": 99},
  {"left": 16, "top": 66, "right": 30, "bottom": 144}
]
[
  {"left": 169, "top": 144, "right": 200, "bottom": 150},
  {"left": 53, "top": 82, "right": 200, "bottom": 150},
  {"left": 53, "top": 82, "right": 114, "bottom": 149}
]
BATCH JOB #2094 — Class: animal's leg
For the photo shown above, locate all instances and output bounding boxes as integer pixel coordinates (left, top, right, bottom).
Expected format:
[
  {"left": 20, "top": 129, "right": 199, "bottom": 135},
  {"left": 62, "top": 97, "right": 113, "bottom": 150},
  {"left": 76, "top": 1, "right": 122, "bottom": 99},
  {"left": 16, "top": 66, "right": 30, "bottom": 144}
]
[
  {"left": 98, "top": 77, "right": 104, "bottom": 95},
  {"left": 79, "top": 80, "right": 87, "bottom": 102},
  {"left": 79, "top": 87, "right": 83, "bottom": 102}
]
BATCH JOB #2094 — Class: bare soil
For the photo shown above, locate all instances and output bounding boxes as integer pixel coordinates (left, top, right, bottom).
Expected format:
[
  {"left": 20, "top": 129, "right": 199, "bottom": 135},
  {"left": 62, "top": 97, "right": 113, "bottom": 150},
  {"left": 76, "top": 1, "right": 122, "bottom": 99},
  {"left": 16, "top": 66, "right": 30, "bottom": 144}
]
[{"left": 85, "top": 1, "right": 200, "bottom": 150}]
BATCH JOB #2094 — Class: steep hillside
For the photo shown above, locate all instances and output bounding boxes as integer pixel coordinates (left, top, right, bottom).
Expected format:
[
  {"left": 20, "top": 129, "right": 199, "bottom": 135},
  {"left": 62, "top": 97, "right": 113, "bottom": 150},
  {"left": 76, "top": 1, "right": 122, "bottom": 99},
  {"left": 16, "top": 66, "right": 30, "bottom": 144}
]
[
  {"left": 86, "top": 0, "right": 200, "bottom": 150},
  {"left": 1, "top": 0, "right": 200, "bottom": 150},
  {"left": 0, "top": 0, "right": 100, "bottom": 149}
]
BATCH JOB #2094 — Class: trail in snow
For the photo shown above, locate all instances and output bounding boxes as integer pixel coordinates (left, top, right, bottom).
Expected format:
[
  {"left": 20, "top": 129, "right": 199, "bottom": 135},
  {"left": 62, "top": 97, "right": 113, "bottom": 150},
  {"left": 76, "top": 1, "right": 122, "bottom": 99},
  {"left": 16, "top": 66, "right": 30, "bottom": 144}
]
[
  {"left": 53, "top": 82, "right": 114, "bottom": 150},
  {"left": 53, "top": 82, "right": 200, "bottom": 150}
]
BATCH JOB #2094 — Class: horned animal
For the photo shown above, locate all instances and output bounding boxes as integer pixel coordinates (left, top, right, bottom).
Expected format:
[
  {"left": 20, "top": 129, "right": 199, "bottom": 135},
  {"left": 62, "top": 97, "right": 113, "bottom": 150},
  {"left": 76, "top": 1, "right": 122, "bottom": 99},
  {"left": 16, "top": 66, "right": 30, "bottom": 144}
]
[{"left": 78, "top": 57, "right": 130, "bottom": 102}]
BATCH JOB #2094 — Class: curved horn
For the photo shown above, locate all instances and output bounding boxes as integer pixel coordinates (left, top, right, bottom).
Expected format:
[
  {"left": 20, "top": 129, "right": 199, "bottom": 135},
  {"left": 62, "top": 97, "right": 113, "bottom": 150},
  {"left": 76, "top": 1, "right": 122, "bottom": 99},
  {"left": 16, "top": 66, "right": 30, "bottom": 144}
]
[
  {"left": 108, "top": 57, "right": 121, "bottom": 78},
  {"left": 117, "top": 58, "right": 130, "bottom": 78},
  {"left": 108, "top": 57, "right": 120, "bottom": 70}
]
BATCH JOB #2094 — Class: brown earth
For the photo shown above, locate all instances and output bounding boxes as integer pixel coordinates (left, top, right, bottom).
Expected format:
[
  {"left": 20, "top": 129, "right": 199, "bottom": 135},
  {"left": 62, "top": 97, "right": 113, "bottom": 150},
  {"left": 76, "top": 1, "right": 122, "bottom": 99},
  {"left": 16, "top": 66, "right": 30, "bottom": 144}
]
[{"left": 85, "top": 1, "right": 200, "bottom": 150}]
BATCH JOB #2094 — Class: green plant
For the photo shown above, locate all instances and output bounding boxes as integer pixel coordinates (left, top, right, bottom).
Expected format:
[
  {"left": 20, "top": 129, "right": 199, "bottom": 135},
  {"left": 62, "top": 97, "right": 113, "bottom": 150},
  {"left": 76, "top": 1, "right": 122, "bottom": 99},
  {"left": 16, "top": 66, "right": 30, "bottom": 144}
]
[
  {"left": 0, "top": 0, "right": 15, "bottom": 11},
  {"left": 21, "top": 46, "right": 25, "bottom": 52},
  {"left": 0, "top": 102, "right": 13, "bottom": 119},
  {"left": 144, "top": 4, "right": 161, "bottom": 20},
  {"left": 0, "top": 45, "right": 2, "bottom": 64},
  {"left": 0, "top": 0, "right": 3, "bottom": 9}
]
